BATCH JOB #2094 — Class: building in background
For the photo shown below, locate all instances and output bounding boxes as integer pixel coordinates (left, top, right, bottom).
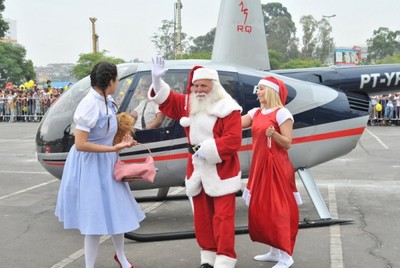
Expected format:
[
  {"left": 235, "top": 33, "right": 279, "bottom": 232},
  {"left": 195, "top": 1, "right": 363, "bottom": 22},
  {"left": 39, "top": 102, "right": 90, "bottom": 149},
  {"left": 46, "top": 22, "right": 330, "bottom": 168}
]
[
  {"left": 334, "top": 46, "right": 367, "bottom": 65},
  {"left": 35, "top": 64, "right": 76, "bottom": 85}
]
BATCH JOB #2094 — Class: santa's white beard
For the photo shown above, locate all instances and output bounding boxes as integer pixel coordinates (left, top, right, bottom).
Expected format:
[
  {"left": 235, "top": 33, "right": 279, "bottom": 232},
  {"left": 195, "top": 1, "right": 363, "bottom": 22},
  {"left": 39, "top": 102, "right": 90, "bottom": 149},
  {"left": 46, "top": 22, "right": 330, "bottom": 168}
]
[{"left": 190, "top": 90, "right": 219, "bottom": 115}]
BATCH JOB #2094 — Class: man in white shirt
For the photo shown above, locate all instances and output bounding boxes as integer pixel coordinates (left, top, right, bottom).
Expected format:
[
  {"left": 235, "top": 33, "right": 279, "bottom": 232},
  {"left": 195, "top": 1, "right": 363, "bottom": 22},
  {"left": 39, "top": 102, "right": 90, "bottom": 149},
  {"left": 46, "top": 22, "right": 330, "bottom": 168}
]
[{"left": 131, "top": 99, "right": 165, "bottom": 130}]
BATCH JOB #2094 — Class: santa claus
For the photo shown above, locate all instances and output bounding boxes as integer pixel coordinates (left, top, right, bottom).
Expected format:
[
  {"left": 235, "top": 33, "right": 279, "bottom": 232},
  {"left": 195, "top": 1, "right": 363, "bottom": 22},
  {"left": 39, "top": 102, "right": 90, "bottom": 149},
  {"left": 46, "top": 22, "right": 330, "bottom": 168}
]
[{"left": 148, "top": 56, "right": 242, "bottom": 268}]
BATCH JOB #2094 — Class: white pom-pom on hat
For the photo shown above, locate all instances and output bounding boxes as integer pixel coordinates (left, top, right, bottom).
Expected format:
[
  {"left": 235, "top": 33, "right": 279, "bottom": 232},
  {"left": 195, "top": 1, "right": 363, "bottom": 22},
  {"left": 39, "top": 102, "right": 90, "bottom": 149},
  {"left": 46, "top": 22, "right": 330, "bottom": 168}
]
[{"left": 179, "top": 117, "right": 191, "bottom": 127}]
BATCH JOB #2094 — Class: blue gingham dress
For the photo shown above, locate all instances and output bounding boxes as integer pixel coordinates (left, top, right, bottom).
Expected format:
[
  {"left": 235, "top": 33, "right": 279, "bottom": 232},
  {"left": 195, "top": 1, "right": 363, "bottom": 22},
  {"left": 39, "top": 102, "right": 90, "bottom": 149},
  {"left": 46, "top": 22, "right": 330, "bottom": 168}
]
[{"left": 55, "top": 88, "right": 145, "bottom": 235}]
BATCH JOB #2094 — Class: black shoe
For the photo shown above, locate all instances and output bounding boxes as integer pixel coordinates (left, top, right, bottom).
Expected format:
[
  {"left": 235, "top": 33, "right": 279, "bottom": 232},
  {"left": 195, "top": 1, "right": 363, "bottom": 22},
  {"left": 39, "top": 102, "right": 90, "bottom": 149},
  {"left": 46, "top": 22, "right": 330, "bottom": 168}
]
[{"left": 199, "top": 264, "right": 213, "bottom": 268}]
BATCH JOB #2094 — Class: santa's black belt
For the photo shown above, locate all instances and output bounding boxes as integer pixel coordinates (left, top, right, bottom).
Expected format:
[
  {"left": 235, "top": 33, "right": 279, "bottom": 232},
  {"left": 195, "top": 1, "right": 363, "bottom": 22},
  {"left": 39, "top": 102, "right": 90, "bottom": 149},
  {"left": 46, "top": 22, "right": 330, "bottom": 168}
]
[{"left": 188, "top": 144, "right": 200, "bottom": 154}]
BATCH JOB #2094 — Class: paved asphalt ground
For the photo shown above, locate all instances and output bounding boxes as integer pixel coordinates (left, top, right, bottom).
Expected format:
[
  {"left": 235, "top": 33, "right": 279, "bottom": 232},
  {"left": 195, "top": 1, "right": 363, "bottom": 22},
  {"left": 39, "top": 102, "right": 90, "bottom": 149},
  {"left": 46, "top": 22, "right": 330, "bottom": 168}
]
[{"left": 0, "top": 122, "right": 399, "bottom": 268}]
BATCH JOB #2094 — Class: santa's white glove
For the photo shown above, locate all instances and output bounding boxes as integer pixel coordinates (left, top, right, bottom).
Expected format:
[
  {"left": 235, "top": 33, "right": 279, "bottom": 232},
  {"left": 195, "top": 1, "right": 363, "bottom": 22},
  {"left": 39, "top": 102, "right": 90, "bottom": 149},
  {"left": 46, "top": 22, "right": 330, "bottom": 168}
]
[
  {"left": 151, "top": 55, "right": 168, "bottom": 93},
  {"left": 193, "top": 146, "right": 205, "bottom": 159}
]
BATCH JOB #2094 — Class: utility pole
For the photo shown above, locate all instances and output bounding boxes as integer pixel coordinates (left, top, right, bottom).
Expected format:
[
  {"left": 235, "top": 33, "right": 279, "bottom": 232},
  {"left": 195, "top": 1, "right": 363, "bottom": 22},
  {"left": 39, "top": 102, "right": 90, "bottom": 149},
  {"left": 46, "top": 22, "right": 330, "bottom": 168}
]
[
  {"left": 89, "top": 17, "right": 99, "bottom": 53},
  {"left": 174, "top": 0, "right": 183, "bottom": 59}
]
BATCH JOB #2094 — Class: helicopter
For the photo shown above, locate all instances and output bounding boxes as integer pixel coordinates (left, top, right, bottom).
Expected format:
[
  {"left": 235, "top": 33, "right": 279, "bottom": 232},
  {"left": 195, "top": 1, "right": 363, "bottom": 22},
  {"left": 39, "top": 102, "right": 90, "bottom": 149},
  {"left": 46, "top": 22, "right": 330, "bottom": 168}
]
[{"left": 36, "top": 0, "right": 400, "bottom": 232}]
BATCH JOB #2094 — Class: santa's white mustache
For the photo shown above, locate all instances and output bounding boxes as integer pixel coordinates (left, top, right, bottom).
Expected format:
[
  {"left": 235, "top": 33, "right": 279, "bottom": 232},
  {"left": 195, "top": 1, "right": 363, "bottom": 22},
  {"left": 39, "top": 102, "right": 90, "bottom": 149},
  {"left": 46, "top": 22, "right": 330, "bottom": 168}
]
[{"left": 195, "top": 92, "right": 208, "bottom": 99}]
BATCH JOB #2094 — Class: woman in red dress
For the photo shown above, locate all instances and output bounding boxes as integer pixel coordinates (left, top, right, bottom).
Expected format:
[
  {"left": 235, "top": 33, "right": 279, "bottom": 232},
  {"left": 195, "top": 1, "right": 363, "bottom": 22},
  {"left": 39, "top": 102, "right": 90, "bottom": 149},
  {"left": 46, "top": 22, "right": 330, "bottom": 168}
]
[{"left": 242, "top": 76, "right": 300, "bottom": 268}]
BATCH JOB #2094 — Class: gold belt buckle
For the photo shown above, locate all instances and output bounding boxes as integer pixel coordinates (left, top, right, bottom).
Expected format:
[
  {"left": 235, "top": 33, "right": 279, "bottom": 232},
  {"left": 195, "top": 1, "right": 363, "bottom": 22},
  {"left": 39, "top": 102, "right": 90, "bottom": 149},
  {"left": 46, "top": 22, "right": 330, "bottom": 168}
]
[{"left": 192, "top": 144, "right": 200, "bottom": 153}]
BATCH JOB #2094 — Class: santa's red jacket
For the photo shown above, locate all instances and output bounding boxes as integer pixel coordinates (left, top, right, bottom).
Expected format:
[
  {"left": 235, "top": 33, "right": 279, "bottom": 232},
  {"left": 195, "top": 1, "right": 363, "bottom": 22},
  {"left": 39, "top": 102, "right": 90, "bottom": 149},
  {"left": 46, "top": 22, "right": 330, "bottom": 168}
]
[{"left": 149, "top": 81, "right": 243, "bottom": 197}]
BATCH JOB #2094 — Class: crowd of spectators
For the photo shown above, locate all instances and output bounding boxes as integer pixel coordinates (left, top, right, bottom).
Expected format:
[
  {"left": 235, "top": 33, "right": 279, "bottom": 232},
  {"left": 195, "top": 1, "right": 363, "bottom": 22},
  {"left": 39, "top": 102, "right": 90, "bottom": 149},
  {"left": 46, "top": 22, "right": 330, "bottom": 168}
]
[
  {"left": 369, "top": 93, "right": 400, "bottom": 126},
  {"left": 0, "top": 82, "right": 65, "bottom": 122}
]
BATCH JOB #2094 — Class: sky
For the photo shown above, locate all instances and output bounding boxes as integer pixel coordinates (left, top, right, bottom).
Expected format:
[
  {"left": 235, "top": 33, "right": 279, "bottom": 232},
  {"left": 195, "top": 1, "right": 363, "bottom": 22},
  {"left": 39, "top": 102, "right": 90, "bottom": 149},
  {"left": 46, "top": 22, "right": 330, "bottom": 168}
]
[{"left": 3, "top": 0, "right": 400, "bottom": 67}]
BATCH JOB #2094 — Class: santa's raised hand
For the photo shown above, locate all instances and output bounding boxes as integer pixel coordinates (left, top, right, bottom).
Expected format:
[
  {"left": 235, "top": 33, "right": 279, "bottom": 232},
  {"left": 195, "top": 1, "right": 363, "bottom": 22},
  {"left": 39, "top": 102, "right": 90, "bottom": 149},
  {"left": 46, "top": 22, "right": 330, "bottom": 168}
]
[{"left": 151, "top": 56, "right": 168, "bottom": 93}]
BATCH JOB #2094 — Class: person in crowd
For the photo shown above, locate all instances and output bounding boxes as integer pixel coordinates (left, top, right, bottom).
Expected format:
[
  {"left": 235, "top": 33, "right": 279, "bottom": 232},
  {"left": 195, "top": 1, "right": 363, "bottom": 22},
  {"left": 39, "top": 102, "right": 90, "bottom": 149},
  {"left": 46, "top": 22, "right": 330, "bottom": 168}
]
[
  {"left": 369, "top": 95, "right": 378, "bottom": 125},
  {"left": 0, "top": 89, "right": 5, "bottom": 121},
  {"left": 241, "top": 77, "right": 299, "bottom": 268},
  {"left": 128, "top": 76, "right": 165, "bottom": 130},
  {"left": 395, "top": 93, "right": 400, "bottom": 119},
  {"left": 7, "top": 91, "right": 16, "bottom": 123},
  {"left": 131, "top": 98, "right": 165, "bottom": 130},
  {"left": 148, "top": 56, "right": 242, "bottom": 268},
  {"left": 55, "top": 62, "right": 145, "bottom": 268},
  {"left": 383, "top": 94, "right": 395, "bottom": 126}
]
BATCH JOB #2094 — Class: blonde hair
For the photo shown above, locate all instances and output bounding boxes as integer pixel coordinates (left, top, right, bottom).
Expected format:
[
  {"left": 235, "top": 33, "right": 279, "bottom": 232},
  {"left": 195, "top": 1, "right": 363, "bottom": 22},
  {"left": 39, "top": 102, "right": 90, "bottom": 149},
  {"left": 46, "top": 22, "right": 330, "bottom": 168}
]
[{"left": 260, "top": 86, "right": 283, "bottom": 109}]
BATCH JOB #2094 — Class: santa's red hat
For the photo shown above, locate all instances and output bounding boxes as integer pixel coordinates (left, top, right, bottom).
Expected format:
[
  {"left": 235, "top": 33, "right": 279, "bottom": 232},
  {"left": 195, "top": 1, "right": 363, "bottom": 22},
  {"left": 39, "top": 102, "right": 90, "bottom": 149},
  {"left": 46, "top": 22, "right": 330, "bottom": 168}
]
[
  {"left": 185, "top": 65, "right": 204, "bottom": 95},
  {"left": 258, "top": 76, "right": 288, "bottom": 105}
]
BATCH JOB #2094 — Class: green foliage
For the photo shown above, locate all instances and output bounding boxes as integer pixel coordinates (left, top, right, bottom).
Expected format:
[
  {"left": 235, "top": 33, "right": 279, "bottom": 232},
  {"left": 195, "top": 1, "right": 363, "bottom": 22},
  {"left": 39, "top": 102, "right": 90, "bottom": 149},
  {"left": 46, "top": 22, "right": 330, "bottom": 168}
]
[
  {"left": 181, "top": 52, "right": 211, "bottom": 60},
  {"left": 151, "top": 20, "right": 190, "bottom": 60},
  {"left": 299, "top": 15, "right": 318, "bottom": 59},
  {"left": 262, "top": 3, "right": 298, "bottom": 59},
  {"left": 280, "top": 59, "right": 324, "bottom": 69},
  {"left": 0, "top": 42, "right": 35, "bottom": 86},
  {"left": 377, "top": 53, "right": 400, "bottom": 64},
  {"left": 367, "top": 27, "right": 400, "bottom": 63},
  {"left": 0, "top": 0, "right": 9, "bottom": 38},
  {"left": 268, "top": 49, "right": 285, "bottom": 70},
  {"left": 72, "top": 51, "right": 125, "bottom": 80},
  {"left": 299, "top": 15, "right": 334, "bottom": 63},
  {"left": 189, "top": 28, "right": 215, "bottom": 54}
]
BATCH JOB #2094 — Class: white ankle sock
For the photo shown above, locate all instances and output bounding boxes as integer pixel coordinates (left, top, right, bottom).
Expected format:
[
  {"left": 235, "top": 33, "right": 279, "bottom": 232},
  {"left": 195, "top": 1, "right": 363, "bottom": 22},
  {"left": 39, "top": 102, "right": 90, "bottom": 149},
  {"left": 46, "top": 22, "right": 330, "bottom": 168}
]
[
  {"left": 272, "top": 251, "right": 294, "bottom": 268},
  {"left": 254, "top": 247, "right": 281, "bottom": 262}
]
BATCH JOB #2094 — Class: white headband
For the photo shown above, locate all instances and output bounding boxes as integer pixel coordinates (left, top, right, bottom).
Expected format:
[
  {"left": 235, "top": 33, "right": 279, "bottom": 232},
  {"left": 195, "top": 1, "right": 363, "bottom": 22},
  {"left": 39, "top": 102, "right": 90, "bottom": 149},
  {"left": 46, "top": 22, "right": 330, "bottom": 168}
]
[{"left": 258, "top": 79, "right": 279, "bottom": 93}]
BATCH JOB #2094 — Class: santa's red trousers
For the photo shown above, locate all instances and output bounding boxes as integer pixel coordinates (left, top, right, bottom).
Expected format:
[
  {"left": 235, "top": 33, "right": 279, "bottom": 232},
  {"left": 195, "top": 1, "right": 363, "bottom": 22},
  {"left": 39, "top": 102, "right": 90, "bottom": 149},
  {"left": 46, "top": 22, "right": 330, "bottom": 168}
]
[{"left": 192, "top": 189, "right": 236, "bottom": 259}]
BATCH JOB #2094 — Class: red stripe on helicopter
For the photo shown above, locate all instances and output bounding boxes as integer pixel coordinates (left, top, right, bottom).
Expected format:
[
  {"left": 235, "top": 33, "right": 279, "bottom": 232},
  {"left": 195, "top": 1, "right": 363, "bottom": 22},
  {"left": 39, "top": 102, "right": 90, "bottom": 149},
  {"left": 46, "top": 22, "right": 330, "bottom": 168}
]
[{"left": 42, "top": 127, "right": 366, "bottom": 166}]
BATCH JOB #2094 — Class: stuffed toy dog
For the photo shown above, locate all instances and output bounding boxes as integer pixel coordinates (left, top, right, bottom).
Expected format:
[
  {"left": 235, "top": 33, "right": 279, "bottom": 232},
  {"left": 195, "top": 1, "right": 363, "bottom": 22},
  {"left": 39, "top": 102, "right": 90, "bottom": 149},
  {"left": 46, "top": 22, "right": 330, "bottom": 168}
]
[{"left": 113, "top": 112, "right": 136, "bottom": 145}]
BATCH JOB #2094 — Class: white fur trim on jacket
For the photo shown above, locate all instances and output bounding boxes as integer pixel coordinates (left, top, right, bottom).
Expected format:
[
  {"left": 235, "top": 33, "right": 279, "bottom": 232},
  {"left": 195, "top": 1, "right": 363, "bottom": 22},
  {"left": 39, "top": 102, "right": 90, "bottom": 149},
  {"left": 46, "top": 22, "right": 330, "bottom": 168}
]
[
  {"left": 202, "top": 138, "right": 222, "bottom": 164},
  {"left": 147, "top": 80, "right": 170, "bottom": 104},
  {"left": 214, "top": 254, "right": 237, "bottom": 268},
  {"left": 186, "top": 157, "right": 242, "bottom": 197},
  {"left": 208, "top": 97, "right": 242, "bottom": 117}
]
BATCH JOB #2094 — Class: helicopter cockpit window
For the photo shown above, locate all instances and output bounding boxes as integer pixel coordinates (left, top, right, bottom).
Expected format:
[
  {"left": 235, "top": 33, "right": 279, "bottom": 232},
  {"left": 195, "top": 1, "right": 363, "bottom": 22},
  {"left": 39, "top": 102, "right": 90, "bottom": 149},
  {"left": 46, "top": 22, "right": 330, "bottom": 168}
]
[
  {"left": 125, "top": 72, "right": 189, "bottom": 130},
  {"left": 125, "top": 75, "right": 164, "bottom": 131},
  {"left": 113, "top": 75, "right": 134, "bottom": 107}
]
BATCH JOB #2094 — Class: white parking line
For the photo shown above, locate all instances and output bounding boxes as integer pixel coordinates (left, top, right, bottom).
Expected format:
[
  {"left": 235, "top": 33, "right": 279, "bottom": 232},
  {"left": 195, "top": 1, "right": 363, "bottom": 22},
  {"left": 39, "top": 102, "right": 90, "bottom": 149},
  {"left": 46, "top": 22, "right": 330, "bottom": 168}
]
[
  {"left": 0, "top": 170, "right": 50, "bottom": 174},
  {"left": 329, "top": 184, "right": 344, "bottom": 268},
  {"left": 0, "top": 179, "right": 59, "bottom": 200},
  {"left": 49, "top": 187, "right": 186, "bottom": 268},
  {"left": 365, "top": 129, "right": 389, "bottom": 149}
]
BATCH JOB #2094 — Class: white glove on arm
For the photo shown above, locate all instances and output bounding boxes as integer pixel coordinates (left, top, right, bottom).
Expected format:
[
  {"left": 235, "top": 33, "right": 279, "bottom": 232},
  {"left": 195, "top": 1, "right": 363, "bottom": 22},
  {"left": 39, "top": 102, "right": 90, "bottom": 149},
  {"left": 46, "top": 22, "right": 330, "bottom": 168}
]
[
  {"left": 193, "top": 145, "right": 205, "bottom": 159},
  {"left": 151, "top": 56, "right": 168, "bottom": 93}
]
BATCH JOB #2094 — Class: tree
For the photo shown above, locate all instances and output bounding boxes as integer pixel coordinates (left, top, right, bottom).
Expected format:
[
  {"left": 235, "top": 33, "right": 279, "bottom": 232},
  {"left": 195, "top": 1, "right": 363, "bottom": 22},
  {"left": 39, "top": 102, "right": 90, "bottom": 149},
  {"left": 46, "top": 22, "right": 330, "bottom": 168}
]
[
  {"left": 261, "top": 3, "right": 298, "bottom": 60},
  {"left": 280, "top": 59, "right": 324, "bottom": 69},
  {"left": 152, "top": 19, "right": 189, "bottom": 60},
  {"left": 268, "top": 49, "right": 285, "bottom": 70},
  {"left": 0, "top": 0, "right": 9, "bottom": 38},
  {"left": 367, "top": 27, "right": 400, "bottom": 63},
  {"left": 315, "top": 18, "right": 334, "bottom": 63},
  {"left": 181, "top": 52, "right": 211, "bottom": 60},
  {"left": 71, "top": 51, "right": 125, "bottom": 80},
  {"left": 189, "top": 27, "right": 215, "bottom": 54},
  {"left": 299, "top": 15, "right": 334, "bottom": 63},
  {"left": 299, "top": 15, "right": 318, "bottom": 59},
  {"left": 377, "top": 53, "right": 400, "bottom": 64},
  {"left": 0, "top": 42, "right": 35, "bottom": 86}
]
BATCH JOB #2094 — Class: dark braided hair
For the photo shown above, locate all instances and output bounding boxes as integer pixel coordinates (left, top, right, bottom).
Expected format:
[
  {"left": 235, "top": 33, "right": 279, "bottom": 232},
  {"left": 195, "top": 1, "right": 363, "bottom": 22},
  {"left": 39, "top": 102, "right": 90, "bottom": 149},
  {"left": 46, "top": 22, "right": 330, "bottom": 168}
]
[{"left": 90, "top": 62, "right": 118, "bottom": 131}]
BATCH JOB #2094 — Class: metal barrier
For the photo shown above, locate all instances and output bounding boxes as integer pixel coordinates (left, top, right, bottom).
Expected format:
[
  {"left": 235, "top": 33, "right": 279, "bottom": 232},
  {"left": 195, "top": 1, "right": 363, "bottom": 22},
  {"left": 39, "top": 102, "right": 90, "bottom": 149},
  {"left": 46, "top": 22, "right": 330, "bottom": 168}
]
[{"left": 0, "top": 97, "right": 56, "bottom": 122}]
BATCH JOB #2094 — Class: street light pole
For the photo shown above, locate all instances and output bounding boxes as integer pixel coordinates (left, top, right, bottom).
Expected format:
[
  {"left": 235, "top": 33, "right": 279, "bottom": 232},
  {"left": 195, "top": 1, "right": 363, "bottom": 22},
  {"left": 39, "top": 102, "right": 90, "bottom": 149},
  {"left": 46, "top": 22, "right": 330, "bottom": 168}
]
[
  {"left": 89, "top": 17, "right": 98, "bottom": 53},
  {"left": 322, "top": 14, "right": 336, "bottom": 65}
]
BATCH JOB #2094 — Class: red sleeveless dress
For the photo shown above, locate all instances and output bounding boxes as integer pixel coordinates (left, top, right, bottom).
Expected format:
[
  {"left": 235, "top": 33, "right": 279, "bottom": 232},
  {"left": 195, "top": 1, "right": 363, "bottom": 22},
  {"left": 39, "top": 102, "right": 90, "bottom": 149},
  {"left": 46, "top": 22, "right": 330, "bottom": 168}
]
[{"left": 246, "top": 108, "right": 299, "bottom": 255}]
